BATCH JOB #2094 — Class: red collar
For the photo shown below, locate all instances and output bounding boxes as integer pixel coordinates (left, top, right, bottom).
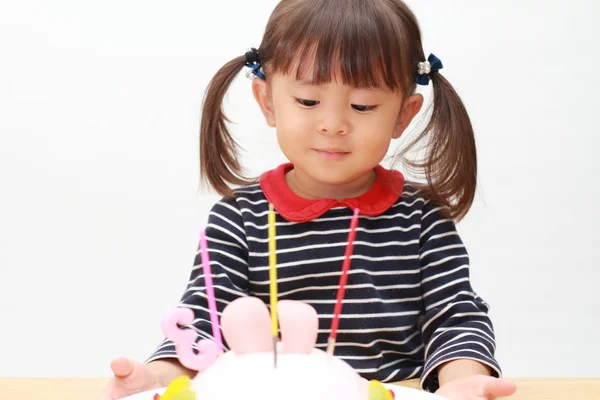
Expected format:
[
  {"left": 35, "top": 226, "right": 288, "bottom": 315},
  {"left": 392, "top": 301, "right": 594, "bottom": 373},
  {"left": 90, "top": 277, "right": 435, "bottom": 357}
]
[{"left": 259, "top": 163, "right": 404, "bottom": 222}]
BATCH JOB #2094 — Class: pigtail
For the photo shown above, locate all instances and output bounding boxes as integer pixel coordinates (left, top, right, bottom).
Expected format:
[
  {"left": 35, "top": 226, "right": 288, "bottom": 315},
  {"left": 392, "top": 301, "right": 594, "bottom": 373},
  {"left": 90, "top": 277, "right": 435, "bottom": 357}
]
[
  {"left": 402, "top": 72, "right": 477, "bottom": 221},
  {"left": 199, "top": 56, "right": 253, "bottom": 197}
]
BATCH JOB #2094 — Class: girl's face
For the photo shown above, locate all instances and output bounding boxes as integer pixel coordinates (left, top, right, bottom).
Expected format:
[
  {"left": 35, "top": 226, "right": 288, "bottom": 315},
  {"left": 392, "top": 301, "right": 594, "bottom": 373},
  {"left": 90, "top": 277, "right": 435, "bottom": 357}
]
[{"left": 252, "top": 69, "right": 422, "bottom": 199}]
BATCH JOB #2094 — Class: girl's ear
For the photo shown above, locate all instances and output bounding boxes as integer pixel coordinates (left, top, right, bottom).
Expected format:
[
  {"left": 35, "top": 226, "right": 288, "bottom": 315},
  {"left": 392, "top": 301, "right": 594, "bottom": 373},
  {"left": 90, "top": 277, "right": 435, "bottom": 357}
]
[
  {"left": 252, "top": 78, "right": 276, "bottom": 127},
  {"left": 393, "top": 93, "right": 424, "bottom": 139}
]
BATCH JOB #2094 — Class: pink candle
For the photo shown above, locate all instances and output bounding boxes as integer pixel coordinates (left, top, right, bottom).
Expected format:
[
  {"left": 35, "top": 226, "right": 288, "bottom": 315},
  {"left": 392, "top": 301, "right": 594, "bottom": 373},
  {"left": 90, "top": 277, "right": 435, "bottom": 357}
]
[{"left": 199, "top": 228, "right": 223, "bottom": 354}]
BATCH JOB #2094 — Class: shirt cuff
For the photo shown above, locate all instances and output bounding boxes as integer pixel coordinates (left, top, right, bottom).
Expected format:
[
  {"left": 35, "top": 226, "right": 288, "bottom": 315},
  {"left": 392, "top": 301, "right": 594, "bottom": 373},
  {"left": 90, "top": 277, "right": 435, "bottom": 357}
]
[
  {"left": 144, "top": 339, "right": 179, "bottom": 365},
  {"left": 420, "top": 341, "right": 501, "bottom": 392}
]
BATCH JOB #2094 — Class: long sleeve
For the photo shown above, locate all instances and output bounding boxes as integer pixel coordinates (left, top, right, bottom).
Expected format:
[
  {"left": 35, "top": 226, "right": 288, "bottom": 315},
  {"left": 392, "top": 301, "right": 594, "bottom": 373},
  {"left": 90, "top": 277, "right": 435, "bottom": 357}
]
[
  {"left": 146, "top": 196, "right": 249, "bottom": 363},
  {"left": 418, "top": 201, "right": 501, "bottom": 392}
]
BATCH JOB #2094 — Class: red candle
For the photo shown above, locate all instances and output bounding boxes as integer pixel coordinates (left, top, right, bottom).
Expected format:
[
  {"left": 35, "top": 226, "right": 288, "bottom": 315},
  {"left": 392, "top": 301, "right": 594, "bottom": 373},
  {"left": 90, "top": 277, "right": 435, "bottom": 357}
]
[{"left": 327, "top": 208, "right": 360, "bottom": 355}]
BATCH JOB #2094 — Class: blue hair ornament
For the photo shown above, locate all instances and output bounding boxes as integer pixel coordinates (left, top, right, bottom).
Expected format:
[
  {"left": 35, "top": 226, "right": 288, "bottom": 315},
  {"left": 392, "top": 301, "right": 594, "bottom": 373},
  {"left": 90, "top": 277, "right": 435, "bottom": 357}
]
[
  {"left": 244, "top": 47, "right": 266, "bottom": 80},
  {"left": 416, "top": 53, "right": 443, "bottom": 85}
]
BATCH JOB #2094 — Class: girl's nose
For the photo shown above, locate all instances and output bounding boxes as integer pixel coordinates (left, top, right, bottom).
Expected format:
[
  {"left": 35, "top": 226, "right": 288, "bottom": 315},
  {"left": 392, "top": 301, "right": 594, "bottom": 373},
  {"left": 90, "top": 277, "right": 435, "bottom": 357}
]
[{"left": 317, "top": 109, "right": 350, "bottom": 136}]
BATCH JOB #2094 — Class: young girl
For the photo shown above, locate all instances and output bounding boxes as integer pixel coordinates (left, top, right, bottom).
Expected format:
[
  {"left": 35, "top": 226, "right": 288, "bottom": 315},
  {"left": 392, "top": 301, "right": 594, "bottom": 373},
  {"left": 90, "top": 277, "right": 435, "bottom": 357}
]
[{"left": 102, "top": 1, "right": 516, "bottom": 399}]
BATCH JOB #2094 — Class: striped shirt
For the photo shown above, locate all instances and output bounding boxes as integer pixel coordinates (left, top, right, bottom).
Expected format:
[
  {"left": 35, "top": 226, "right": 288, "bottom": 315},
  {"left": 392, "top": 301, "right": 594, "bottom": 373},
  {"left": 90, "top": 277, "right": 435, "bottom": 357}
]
[{"left": 147, "top": 163, "right": 501, "bottom": 392}]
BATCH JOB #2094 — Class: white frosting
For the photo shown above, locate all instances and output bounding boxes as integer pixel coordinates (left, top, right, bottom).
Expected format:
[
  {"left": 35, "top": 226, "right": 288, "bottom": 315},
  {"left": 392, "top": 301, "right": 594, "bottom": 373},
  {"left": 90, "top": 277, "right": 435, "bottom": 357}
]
[{"left": 192, "top": 349, "right": 368, "bottom": 400}]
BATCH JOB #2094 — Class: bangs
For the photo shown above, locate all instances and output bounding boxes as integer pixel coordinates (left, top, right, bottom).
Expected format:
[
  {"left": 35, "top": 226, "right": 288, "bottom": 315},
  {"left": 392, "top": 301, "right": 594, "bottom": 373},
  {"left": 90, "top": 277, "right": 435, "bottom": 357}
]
[{"left": 264, "top": 0, "right": 413, "bottom": 90}]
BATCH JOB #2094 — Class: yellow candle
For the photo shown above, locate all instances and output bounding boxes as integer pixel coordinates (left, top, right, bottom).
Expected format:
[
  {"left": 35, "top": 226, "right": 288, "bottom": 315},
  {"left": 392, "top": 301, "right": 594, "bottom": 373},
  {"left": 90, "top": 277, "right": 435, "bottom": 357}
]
[{"left": 268, "top": 203, "right": 278, "bottom": 361}]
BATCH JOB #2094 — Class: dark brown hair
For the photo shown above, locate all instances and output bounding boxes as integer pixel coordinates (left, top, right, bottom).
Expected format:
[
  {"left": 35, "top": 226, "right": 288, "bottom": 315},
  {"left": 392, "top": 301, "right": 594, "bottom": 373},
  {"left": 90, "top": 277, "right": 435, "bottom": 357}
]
[{"left": 199, "top": 0, "right": 476, "bottom": 220}]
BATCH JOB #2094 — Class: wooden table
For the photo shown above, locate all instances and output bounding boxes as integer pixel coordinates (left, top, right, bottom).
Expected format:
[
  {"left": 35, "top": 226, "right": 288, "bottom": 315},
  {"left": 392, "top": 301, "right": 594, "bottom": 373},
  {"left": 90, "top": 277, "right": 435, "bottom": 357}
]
[{"left": 0, "top": 378, "right": 598, "bottom": 399}]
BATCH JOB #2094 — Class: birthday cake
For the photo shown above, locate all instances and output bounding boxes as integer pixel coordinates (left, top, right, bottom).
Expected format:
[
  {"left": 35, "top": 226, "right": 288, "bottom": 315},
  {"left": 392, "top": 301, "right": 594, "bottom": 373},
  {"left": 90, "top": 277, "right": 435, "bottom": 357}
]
[
  {"left": 134, "top": 208, "right": 407, "bottom": 400},
  {"left": 155, "top": 296, "right": 395, "bottom": 400}
]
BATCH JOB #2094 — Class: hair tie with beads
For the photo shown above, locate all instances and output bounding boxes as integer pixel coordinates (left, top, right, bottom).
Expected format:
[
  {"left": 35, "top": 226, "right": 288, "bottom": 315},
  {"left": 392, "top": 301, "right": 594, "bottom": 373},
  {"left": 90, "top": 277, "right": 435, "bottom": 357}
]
[
  {"left": 244, "top": 47, "right": 266, "bottom": 80},
  {"left": 416, "top": 53, "right": 443, "bottom": 85}
]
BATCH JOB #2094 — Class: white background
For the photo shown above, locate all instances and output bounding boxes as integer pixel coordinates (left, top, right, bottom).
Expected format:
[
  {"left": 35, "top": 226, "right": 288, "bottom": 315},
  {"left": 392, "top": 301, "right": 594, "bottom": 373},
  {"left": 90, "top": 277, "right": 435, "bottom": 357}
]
[{"left": 1, "top": 0, "right": 598, "bottom": 378}]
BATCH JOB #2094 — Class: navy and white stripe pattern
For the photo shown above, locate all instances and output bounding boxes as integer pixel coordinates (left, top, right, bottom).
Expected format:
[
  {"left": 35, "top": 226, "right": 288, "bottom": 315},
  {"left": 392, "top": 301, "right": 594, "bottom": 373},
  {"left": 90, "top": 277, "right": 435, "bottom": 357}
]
[{"left": 147, "top": 183, "right": 501, "bottom": 391}]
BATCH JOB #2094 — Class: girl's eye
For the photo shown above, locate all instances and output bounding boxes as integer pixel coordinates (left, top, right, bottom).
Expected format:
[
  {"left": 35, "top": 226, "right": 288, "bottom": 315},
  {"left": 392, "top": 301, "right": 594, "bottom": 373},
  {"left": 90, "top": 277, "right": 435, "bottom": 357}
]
[
  {"left": 352, "top": 104, "right": 378, "bottom": 112},
  {"left": 295, "top": 98, "right": 319, "bottom": 107}
]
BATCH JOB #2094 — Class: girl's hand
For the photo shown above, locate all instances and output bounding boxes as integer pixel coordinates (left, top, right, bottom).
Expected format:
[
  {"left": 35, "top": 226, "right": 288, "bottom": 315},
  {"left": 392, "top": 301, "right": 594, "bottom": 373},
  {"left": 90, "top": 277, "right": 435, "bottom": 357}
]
[
  {"left": 100, "top": 357, "right": 162, "bottom": 400},
  {"left": 435, "top": 375, "right": 516, "bottom": 400}
]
